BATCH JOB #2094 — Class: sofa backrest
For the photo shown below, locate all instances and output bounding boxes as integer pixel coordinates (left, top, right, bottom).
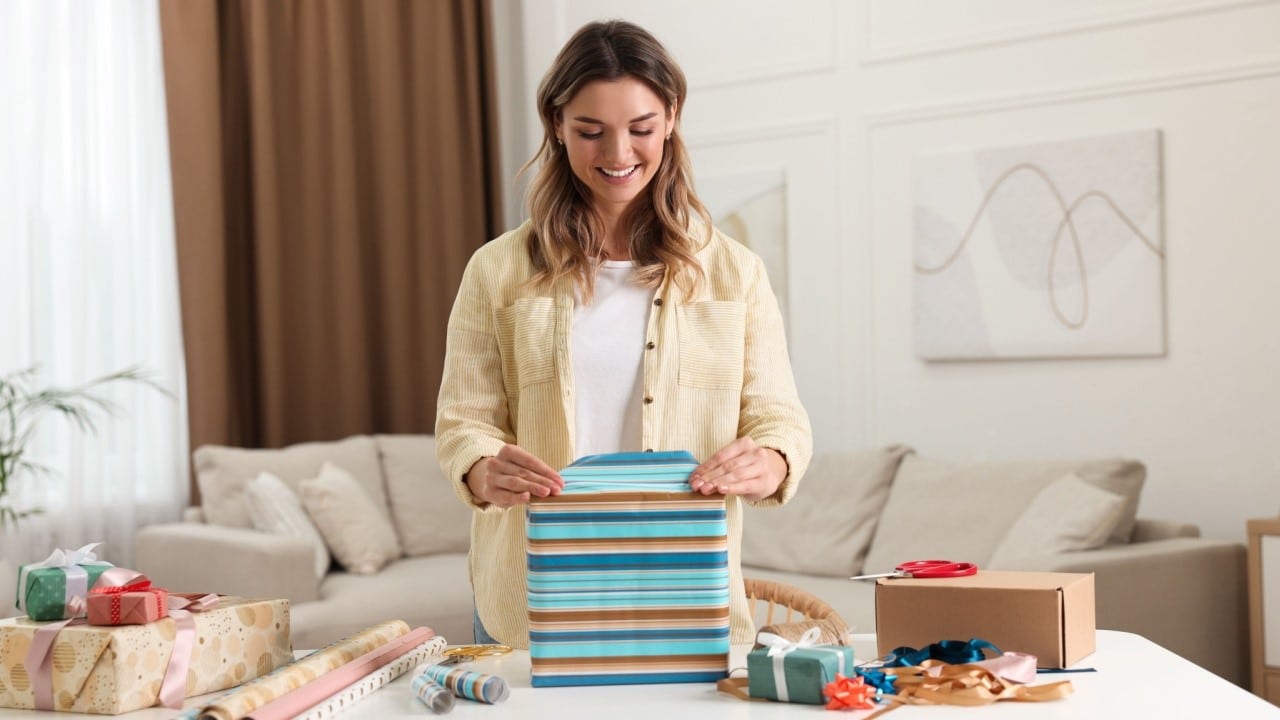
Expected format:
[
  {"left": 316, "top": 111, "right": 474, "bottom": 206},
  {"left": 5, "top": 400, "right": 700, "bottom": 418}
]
[
  {"left": 195, "top": 435, "right": 389, "bottom": 529},
  {"left": 374, "top": 434, "right": 471, "bottom": 557},
  {"left": 860, "top": 454, "right": 1146, "bottom": 575},
  {"left": 741, "top": 445, "right": 912, "bottom": 578},
  {"left": 193, "top": 434, "right": 471, "bottom": 560}
]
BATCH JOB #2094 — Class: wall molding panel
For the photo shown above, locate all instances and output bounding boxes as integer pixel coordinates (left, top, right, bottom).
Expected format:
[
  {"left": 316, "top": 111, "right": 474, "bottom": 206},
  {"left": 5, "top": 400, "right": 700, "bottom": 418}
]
[
  {"left": 864, "top": 58, "right": 1280, "bottom": 128},
  {"left": 550, "top": 0, "right": 839, "bottom": 91},
  {"left": 858, "top": 0, "right": 1272, "bottom": 65},
  {"left": 685, "top": 117, "right": 837, "bottom": 150}
]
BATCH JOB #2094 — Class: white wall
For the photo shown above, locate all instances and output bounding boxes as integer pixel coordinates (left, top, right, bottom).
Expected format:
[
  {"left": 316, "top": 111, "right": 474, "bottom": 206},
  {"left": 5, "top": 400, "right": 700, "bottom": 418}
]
[{"left": 492, "top": 0, "right": 1280, "bottom": 541}]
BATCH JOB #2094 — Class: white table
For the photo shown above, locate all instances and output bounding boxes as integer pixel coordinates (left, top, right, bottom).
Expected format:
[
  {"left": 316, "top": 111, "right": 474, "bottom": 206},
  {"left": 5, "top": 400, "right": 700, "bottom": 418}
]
[{"left": 2, "top": 631, "right": 1277, "bottom": 718}]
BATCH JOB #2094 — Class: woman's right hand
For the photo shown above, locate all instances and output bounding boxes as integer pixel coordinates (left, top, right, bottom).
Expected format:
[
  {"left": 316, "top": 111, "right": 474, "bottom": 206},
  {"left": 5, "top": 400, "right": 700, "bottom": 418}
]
[{"left": 464, "top": 444, "right": 565, "bottom": 507}]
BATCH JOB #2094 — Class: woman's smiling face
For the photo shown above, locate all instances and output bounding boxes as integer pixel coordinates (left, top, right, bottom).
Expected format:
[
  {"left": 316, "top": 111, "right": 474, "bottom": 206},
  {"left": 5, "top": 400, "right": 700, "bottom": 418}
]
[{"left": 557, "top": 76, "right": 674, "bottom": 217}]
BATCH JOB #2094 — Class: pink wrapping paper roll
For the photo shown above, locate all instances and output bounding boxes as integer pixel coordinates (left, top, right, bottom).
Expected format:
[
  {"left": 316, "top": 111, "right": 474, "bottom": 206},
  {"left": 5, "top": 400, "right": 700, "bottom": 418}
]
[
  {"left": 190, "top": 619, "right": 411, "bottom": 720},
  {"left": 243, "top": 627, "right": 445, "bottom": 720}
]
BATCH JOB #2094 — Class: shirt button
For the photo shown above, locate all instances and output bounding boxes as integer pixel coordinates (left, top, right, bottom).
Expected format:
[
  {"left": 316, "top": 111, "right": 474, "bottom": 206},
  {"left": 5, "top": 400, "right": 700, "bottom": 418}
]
[
  {"left": 643, "top": 396, "right": 654, "bottom": 404},
  {"left": 644, "top": 448, "right": 654, "bottom": 452},
  {"left": 645, "top": 341, "right": 655, "bottom": 350},
  {"left": 653, "top": 298, "right": 663, "bottom": 306}
]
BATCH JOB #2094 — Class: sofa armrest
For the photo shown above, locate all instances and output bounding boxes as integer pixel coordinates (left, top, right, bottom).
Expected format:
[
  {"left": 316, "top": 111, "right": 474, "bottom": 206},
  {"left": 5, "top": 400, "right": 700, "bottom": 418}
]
[
  {"left": 135, "top": 523, "right": 320, "bottom": 603},
  {"left": 1001, "top": 538, "right": 1246, "bottom": 685},
  {"left": 1130, "top": 518, "right": 1199, "bottom": 542}
]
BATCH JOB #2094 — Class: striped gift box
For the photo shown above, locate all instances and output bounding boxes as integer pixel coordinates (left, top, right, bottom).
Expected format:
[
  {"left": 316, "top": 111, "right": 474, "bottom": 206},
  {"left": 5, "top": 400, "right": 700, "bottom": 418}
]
[{"left": 527, "top": 451, "right": 731, "bottom": 687}]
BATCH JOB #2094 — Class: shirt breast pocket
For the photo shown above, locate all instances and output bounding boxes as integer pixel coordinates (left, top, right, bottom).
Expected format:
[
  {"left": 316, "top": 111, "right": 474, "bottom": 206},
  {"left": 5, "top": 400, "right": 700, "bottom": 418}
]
[
  {"left": 677, "top": 300, "right": 746, "bottom": 390},
  {"left": 494, "top": 297, "right": 558, "bottom": 391}
]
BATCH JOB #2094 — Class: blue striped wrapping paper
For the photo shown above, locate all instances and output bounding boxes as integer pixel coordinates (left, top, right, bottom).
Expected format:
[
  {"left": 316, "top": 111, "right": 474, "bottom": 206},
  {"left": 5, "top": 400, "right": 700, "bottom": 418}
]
[{"left": 527, "top": 451, "right": 731, "bottom": 687}]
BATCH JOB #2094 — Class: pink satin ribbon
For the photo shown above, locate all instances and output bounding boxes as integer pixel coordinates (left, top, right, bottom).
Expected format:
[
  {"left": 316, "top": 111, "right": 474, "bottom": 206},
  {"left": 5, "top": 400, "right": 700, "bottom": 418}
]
[
  {"left": 160, "top": 593, "right": 221, "bottom": 709},
  {"left": 924, "top": 651, "right": 1039, "bottom": 684}
]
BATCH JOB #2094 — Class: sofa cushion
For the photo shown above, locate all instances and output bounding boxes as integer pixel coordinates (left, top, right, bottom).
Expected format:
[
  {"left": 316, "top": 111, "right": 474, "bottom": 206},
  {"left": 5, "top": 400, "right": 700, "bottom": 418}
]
[
  {"left": 244, "top": 471, "right": 332, "bottom": 579},
  {"left": 986, "top": 472, "right": 1128, "bottom": 569},
  {"left": 861, "top": 455, "right": 1145, "bottom": 574},
  {"left": 300, "top": 462, "right": 403, "bottom": 574},
  {"left": 741, "top": 445, "right": 911, "bottom": 577},
  {"left": 375, "top": 435, "right": 472, "bottom": 557},
  {"left": 195, "top": 435, "right": 388, "bottom": 528}
]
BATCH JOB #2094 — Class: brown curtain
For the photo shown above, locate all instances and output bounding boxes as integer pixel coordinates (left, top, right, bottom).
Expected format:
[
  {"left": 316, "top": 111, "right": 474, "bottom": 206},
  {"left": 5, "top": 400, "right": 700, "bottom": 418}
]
[{"left": 160, "top": 0, "right": 501, "bottom": 491}]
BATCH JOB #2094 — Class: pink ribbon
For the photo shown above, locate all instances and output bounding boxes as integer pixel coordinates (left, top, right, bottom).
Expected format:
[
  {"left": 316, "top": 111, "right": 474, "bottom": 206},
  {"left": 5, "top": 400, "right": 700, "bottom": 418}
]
[
  {"left": 924, "top": 651, "right": 1039, "bottom": 684},
  {"left": 89, "top": 572, "right": 168, "bottom": 625},
  {"left": 158, "top": 593, "right": 221, "bottom": 709}
]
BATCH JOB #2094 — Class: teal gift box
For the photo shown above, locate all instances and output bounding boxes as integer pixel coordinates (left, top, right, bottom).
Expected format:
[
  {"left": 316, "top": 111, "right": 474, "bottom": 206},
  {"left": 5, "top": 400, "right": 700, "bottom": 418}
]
[
  {"left": 746, "top": 635, "right": 855, "bottom": 705},
  {"left": 15, "top": 544, "right": 114, "bottom": 621}
]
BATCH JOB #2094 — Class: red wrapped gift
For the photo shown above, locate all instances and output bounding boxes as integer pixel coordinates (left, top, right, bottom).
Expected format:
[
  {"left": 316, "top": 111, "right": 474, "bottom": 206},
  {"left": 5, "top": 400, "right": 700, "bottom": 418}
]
[{"left": 86, "top": 577, "right": 169, "bottom": 626}]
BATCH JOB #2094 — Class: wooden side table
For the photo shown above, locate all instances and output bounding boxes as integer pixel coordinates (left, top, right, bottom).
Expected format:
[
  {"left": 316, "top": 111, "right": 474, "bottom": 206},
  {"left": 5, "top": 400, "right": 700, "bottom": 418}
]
[{"left": 1247, "top": 517, "right": 1280, "bottom": 705}]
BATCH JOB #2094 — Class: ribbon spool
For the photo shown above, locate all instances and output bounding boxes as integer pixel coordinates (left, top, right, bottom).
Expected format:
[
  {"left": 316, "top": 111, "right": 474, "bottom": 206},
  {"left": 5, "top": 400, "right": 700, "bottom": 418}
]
[
  {"left": 753, "top": 619, "right": 849, "bottom": 648},
  {"left": 412, "top": 675, "right": 455, "bottom": 714}
]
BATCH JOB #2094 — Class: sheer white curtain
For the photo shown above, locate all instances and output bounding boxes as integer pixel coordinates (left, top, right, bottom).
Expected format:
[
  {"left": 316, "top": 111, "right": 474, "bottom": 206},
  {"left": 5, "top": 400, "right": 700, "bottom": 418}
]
[{"left": 0, "top": 0, "right": 188, "bottom": 580}]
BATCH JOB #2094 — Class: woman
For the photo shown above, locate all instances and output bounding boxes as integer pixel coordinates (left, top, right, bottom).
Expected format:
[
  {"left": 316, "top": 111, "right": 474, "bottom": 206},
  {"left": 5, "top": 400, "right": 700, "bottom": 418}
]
[{"left": 436, "top": 20, "right": 811, "bottom": 647}]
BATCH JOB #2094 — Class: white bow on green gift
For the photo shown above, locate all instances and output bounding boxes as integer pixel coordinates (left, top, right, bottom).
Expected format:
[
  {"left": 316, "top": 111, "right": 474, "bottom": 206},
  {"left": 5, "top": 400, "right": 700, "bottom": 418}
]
[
  {"left": 755, "top": 627, "right": 851, "bottom": 702},
  {"left": 16, "top": 542, "right": 114, "bottom": 617}
]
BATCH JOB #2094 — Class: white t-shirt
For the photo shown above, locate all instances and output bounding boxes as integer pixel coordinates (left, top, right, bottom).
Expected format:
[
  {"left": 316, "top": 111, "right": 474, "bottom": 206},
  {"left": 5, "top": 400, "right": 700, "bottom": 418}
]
[{"left": 571, "top": 260, "right": 655, "bottom": 458}]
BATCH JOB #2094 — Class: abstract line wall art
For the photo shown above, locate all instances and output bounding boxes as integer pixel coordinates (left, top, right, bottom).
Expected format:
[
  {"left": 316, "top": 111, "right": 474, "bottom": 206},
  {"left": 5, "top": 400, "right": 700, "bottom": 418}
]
[{"left": 912, "top": 130, "right": 1165, "bottom": 360}]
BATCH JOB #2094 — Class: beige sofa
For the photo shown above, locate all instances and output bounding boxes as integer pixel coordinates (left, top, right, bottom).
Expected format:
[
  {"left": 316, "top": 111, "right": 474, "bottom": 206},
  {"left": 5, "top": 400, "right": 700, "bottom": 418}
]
[
  {"left": 135, "top": 436, "right": 1246, "bottom": 685},
  {"left": 740, "top": 445, "right": 1247, "bottom": 685},
  {"left": 136, "top": 435, "right": 475, "bottom": 650}
]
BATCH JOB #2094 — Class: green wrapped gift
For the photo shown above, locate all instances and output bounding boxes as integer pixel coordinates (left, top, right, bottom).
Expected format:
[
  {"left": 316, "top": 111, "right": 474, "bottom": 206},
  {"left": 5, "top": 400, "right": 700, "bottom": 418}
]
[
  {"left": 16, "top": 544, "right": 115, "bottom": 621},
  {"left": 747, "top": 631, "right": 856, "bottom": 705}
]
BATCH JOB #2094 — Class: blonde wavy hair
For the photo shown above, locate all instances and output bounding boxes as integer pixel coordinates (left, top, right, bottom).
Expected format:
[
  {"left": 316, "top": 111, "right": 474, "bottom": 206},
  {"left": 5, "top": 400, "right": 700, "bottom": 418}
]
[{"left": 522, "top": 20, "right": 711, "bottom": 302}]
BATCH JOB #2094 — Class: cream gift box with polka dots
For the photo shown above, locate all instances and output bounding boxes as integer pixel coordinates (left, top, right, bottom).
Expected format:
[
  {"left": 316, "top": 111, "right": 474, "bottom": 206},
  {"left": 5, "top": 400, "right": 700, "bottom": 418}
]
[{"left": 0, "top": 596, "right": 292, "bottom": 714}]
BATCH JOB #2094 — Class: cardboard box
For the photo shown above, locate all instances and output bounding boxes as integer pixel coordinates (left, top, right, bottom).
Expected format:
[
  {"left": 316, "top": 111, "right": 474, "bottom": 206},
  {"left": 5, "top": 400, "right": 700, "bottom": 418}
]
[
  {"left": 875, "top": 571, "right": 1095, "bottom": 668},
  {"left": 0, "top": 596, "right": 292, "bottom": 714}
]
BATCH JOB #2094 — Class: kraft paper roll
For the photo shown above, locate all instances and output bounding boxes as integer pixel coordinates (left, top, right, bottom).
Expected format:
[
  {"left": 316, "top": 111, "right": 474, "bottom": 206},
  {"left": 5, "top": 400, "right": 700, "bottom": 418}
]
[
  {"left": 245, "top": 627, "right": 445, "bottom": 720},
  {"left": 187, "top": 619, "right": 411, "bottom": 720}
]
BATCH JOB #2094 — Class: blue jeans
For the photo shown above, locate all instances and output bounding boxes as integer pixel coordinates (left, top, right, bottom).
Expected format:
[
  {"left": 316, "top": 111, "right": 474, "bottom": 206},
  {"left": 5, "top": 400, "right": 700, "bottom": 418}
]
[{"left": 473, "top": 607, "right": 499, "bottom": 644}]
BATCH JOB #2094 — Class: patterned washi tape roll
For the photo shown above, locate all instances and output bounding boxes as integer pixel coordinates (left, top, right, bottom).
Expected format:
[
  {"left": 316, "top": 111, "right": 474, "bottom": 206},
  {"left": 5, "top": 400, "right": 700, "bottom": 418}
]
[
  {"left": 411, "top": 675, "right": 455, "bottom": 714},
  {"left": 417, "top": 664, "right": 510, "bottom": 704}
]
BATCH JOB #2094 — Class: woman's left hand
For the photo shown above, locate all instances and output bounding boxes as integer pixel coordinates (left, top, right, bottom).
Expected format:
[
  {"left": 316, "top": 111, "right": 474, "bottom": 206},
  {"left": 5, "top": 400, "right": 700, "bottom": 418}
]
[{"left": 690, "top": 437, "right": 788, "bottom": 502}]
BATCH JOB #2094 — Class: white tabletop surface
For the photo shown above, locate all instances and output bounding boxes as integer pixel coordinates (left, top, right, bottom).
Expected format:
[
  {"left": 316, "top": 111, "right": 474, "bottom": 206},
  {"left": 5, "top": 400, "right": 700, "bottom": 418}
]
[{"left": 2, "top": 630, "right": 1277, "bottom": 719}]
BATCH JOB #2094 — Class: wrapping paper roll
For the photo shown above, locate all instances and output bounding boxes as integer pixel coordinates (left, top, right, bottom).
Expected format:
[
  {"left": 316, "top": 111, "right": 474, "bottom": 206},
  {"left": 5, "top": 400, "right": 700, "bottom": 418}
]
[
  {"left": 292, "top": 635, "right": 448, "bottom": 720},
  {"left": 245, "top": 628, "right": 446, "bottom": 720},
  {"left": 182, "top": 619, "right": 411, "bottom": 720},
  {"left": 412, "top": 676, "right": 455, "bottom": 714},
  {"left": 417, "top": 664, "right": 510, "bottom": 704}
]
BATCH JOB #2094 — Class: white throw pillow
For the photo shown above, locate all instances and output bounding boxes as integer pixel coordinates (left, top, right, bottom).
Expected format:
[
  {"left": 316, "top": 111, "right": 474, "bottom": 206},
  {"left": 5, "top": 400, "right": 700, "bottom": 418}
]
[
  {"left": 244, "top": 471, "right": 331, "bottom": 579},
  {"left": 300, "top": 461, "right": 403, "bottom": 574},
  {"left": 987, "top": 473, "right": 1128, "bottom": 569}
]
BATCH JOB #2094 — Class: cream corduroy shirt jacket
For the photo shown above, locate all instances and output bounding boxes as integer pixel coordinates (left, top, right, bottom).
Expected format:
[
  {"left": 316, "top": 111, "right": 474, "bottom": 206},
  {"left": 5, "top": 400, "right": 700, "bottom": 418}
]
[{"left": 435, "top": 220, "right": 813, "bottom": 648}]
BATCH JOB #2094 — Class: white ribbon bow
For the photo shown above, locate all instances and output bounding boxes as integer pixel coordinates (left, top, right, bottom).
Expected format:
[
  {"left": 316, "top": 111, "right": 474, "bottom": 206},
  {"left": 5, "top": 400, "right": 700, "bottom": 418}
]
[
  {"left": 38, "top": 542, "right": 103, "bottom": 569},
  {"left": 758, "top": 626, "right": 822, "bottom": 658},
  {"left": 16, "top": 542, "right": 111, "bottom": 615}
]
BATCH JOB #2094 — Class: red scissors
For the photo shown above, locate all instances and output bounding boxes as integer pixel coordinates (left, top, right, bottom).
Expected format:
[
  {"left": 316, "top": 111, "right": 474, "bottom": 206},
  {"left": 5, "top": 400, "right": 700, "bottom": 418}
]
[{"left": 849, "top": 559, "right": 978, "bottom": 581}]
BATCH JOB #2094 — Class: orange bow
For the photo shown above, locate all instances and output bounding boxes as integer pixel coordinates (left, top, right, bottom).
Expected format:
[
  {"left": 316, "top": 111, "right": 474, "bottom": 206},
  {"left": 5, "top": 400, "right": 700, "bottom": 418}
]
[{"left": 823, "top": 673, "right": 877, "bottom": 710}]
